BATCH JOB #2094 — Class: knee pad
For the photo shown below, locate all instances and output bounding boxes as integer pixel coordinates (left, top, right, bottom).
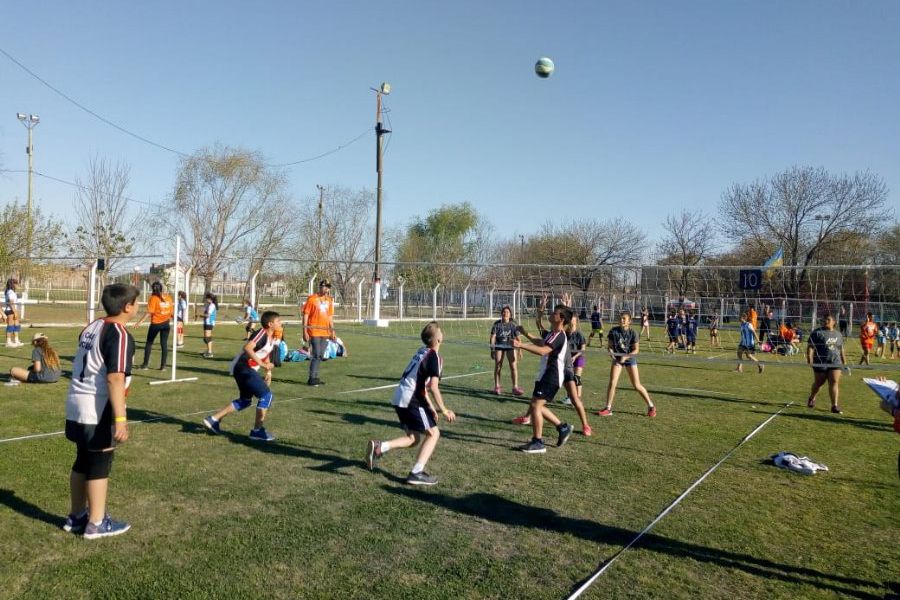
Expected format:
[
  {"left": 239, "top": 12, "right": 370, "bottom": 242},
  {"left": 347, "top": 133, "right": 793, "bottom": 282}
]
[
  {"left": 73, "top": 448, "right": 114, "bottom": 480},
  {"left": 231, "top": 398, "right": 253, "bottom": 412},
  {"left": 257, "top": 391, "right": 273, "bottom": 410},
  {"left": 574, "top": 374, "right": 582, "bottom": 387}
]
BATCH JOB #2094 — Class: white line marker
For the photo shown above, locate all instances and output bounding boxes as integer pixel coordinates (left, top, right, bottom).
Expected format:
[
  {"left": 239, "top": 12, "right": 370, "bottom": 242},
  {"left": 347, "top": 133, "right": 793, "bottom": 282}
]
[
  {"left": 565, "top": 401, "right": 795, "bottom": 600},
  {"left": 0, "top": 371, "right": 491, "bottom": 445}
]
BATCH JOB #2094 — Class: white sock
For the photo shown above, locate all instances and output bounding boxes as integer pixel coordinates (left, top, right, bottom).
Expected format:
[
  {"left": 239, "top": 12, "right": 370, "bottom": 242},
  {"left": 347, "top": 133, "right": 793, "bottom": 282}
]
[
  {"left": 411, "top": 462, "right": 425, "bottom": 474},
  {"left": 380, "top": 441, "right": 390, "bottom": 454}
]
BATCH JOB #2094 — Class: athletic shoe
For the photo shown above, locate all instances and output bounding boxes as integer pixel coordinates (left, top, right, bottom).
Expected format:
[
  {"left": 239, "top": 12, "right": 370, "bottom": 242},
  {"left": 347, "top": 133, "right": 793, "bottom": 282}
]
[
  {"left": 830, "top": 406, "right": 843, "bottom": 415},
  {"left": 647, "top": 406, "right": 657, "bottom": 418},
  {"left": 176, "top": 344, "right": 185, "bottom": 349},
  {"left": 582, "top": 425, "right": 593, "bottom": 437},
  {"left": 249, "top": 427, "right": 275, "bottom": 441},
  {"left": 807, "top": 397, "right": 816, "bottom": 409},
  {"left": 366, "top": 440, "right": 382, "bottom": 470},
  {"left": 511, "top": 386, "right": 524, "bottom": 396},
  {"left": 4, "top": 380, "right": 20, "bottom": 386},
  {"left": 202, "top": 352, "right": 214, "bottom": 359},
  {"left": 556, "top": 423, "right": 574, "bottom": 447},
  {"left": 493, "top": 386, "right": 502, "bottom": 395},
  {"left": 519, "top": 439, "right": 546, "bottom": 454},
  {"left": 63, "top": 511, "right": 89, "bottom": 534},
  {"left": 307, "top": 378, "right": 324, "bottom": 386},
  {"left": 560, "top": 396, "right": 573, "bottom": 406},
  {"left": 202, "top": 416, "right": 221, "bottom": 434},
  {"left": 511, "top": 415, "right": 531, "bottom": 425},
  {"left": 83, "top": 515, "right": 130, "bottom": 540},
  {"left": 406, "top": 471, "right": 438, "bottom": 486},
  {"left": 597, "top": 408, "right": 613, "bottom": 417}
]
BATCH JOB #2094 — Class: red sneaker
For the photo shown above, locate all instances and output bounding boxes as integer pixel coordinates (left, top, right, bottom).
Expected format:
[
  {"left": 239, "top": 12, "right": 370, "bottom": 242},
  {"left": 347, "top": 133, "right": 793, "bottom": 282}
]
[
  {"left": 511, "top": 415, "right": 531, "bottom": 425},
  {"left": 647, "top": 406, "right": 657, "bottom": 418},
  {"left": 597, "top": 408, "right": 613, "bottom": 417},
  {"left": 493, "top": 386, "right": 502, "bottom": 395},
  {"left": 582, "top": 425, "right": 593, "bottom": 436},
  {"left": 511, "top": 386, "right": 524, "bottom": 396}
]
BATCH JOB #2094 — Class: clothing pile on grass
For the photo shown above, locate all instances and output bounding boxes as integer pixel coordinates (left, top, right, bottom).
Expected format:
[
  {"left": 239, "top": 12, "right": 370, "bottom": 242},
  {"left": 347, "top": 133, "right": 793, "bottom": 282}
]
[
  {"left": 770, "top": 451, "right": 829, "bottom": 475},
  {"left": 281, "top": 338, "right": 346, "bottom": 362}
]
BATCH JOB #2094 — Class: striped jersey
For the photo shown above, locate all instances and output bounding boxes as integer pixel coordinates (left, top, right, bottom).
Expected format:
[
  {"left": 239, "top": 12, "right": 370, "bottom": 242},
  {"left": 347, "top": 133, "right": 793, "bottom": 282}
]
[
  {"left": 392, "top": 347, "right": 442, "bottom": 408},
  {"left": 535, "top": 329, "right": 567, "bottom": 386},
  {"left": 740, "top": 322, "right": 756, "bottom": 347},
  {"left": 65, "top": 319, "right": 135, "bottom": 425},
  {"left": 230, "top": 328, "right": 276, "bottom": 373},
  {"left": 177, "top": 298, "right": 187, "bottom": 320}
]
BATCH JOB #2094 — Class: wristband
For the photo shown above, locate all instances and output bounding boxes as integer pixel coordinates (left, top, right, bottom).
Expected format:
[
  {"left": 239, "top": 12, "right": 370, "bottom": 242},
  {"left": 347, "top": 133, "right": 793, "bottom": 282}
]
[{"left": 114, "top": 416, "right": 127, "bottom": 423}]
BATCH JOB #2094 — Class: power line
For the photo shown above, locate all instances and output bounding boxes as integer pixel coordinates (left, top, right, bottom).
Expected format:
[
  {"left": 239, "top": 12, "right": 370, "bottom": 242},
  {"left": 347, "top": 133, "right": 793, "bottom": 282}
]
[
  {"left": 1, "top": 168, "right": 165, "bottom": 209},
  {"left": 1, "top": 45, "right": 372, "bottom": 168}
]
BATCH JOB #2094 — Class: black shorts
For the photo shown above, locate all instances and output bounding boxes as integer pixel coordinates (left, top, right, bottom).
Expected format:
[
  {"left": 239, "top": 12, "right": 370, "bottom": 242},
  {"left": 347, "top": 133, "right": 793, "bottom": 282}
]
[
  {"left": 812, "top": 366, "right": 842, "bottom": 374},
  {"left": 612, "top": 358, "right": 637, "bottom": 367},
  {"left": 738, "top": 344, "right": 755, "bottom": 353},
  {"left": 395, "top": 402, "right": 436, "bottom": 433},
  {"left": 3, "top": 308, "right": 13, "bottom": 316},
  {"left": 667, "top": 333, "right": 678, "bottom": 342},
  {"left": 203, "top": 324, "right": 215, "bottom": 332},
  {"left": 563, "top": 368, "right": 576, "bottom": 383},
  {"left": 65, "top": 403, "right": 114, "bottom": 452},
  {"left": 686, "top": 336, "right": 696, "bottom": 344},
  {"left": 532, "top": 379, "right": 560, "bottom": 402}
]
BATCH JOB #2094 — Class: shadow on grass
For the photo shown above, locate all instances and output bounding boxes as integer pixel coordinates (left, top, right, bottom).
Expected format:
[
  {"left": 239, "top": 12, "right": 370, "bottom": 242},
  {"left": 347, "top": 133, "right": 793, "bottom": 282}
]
[
  {"left": 0, "top": 488, "right": 63, "bottom": 529},
  {"left": 650, "top": 388, "right": 774, "bottom": 407},
  {"left": 752, "top": 409, "right": 892, "bottom": 433},
  {"left": 126, "top": 407, "right": 362, "bottom": 476},
  {"left": 306, "top": 408, "right": 515, "bottom": 450},
  {"left": 384, "top": 488, "right": 888, "bottom": 599}
]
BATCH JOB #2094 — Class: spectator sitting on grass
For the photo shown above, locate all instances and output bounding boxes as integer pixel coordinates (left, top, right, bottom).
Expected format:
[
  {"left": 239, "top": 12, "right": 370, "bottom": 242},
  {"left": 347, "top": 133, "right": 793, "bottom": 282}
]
[{"left": 8, "top": 333, "right": 61, "bottom": 384}]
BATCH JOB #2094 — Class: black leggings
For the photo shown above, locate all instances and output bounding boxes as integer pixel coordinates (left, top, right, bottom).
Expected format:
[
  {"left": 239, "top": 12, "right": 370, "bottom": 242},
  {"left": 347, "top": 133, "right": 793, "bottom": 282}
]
[{"left": 142, "top": 322, "right": 170, "bottom": 368}]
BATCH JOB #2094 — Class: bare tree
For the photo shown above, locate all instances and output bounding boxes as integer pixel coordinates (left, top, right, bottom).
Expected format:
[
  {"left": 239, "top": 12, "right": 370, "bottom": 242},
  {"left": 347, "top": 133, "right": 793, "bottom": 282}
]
[
  {"left": 67, "top": 157, "right": 146, "bottom": 281},
  {"left": 299, "top": 185, "right": 375, "bottom": 303},
  {"left": 719, "top": 166, "right": 891, "bottom": 294},
  {"left": 656, "top": 210, "right": 718, "bottom": 296},
  {"left": 168, "top": 146, "right": 292, "bottom": 294}
]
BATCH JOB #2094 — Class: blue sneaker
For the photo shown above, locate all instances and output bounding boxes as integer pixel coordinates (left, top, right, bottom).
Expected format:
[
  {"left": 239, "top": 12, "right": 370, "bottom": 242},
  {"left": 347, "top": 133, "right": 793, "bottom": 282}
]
[
  {"left": 249, "top": 427, "right": 275, "bottom": 442},
  {"left": 63, "top": 511, "right": 89, "bottom": 534},
  {"left": 83, "top": 515, "right": 130, "bottom": 539},
  {"left": 202, "top": 416, "right": 221, "bottom": 434}
]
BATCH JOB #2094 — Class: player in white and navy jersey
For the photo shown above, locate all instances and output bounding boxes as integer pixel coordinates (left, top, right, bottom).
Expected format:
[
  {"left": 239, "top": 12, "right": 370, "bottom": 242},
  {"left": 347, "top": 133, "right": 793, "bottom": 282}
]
[
  {"left": 513, "top": 303, "right": 574, "bottom": 454},
  {"left": 201, "top": 292, "right": 218, "bottom": 358},
  {"left": 4, "top": 278, "right": 22, "bottom": 347},
  {"left": 203, "top": 311, "right": 282, "bottom": 441},
  {"left": 366, "top": 322, "right": 456, "bottom": 486},
  {"left": 63, "top": 283, "right": 139, "bottom": 539}
]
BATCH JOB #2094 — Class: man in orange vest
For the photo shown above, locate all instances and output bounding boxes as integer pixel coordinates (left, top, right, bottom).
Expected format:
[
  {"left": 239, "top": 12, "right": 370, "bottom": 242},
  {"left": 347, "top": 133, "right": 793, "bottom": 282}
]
[{"left": 301, "top": 279, "right": 335, "bottom": 386}]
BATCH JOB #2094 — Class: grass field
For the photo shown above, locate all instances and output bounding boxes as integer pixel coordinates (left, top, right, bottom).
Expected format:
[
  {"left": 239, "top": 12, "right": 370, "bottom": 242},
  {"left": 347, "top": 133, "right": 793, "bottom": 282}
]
[{"left": 1, "top": 319, "right": 898, "bottom": 599}]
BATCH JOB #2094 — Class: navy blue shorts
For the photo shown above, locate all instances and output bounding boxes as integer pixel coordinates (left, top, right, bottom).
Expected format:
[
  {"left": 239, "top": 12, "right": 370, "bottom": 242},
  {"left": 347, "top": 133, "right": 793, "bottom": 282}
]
[
  {"left": 532, "top": 379, "right": 560, "bottom": 402},
  {"left": 612, "top": 358, "right": 637, "bottom": 367},
  {"left": 233, "top": 367, "right": 270, "bottom": 400},
  {"left": 395, "top": 402, "right": 436, "bottom": 433},
  {"left": 203, "top": 324, "right": 215, "bottom": 332}
]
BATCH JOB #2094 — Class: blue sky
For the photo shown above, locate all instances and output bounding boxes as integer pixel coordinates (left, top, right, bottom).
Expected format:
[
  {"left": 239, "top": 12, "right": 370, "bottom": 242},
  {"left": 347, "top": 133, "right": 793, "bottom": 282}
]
[{"left": 1, "top": 1, "right": 898, "bottom": 250}]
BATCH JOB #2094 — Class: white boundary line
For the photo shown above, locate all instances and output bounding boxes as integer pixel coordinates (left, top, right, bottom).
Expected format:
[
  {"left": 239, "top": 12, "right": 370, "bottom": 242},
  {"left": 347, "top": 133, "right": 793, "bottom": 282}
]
[
  {"left": 565, "top": 400, "right": 796, "bottom": 600},
  {"left": 0, "top": 371, "right": 491, "bottom": 445}
]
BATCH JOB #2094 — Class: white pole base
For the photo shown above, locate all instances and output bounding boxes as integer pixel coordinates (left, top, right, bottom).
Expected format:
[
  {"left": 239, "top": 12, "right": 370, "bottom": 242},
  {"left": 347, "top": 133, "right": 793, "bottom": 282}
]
[
  {"left": 149, "top": 377, "right": 200, "bottom": 386},
  {"left": 363, "top": 318, "right": 390, "bottom": 328}
]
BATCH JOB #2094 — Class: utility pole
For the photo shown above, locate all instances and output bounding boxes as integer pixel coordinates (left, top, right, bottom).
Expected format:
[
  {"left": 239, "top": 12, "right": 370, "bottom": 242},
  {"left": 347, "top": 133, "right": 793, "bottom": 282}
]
[
  {"left": 316, "top": 184, "right": 325, "bottom": 272},
  {"left": 16, "top": 113, "right": 40, "bottom": 285},
  {"left": 367, "top": 83, "right": 391, "bottom": 326}
]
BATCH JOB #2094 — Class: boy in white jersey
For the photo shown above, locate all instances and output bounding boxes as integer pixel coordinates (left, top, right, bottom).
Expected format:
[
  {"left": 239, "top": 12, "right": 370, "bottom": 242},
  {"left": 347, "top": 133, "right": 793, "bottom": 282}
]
[
  {"left": 366, "top": 322, "right": 456, "bottom": 486},
  {"left": 63, "top": 283, "right": 139, "bottom": 539},
  {"left": 203, "top": 311, "right": 282, "bottom": 441}
]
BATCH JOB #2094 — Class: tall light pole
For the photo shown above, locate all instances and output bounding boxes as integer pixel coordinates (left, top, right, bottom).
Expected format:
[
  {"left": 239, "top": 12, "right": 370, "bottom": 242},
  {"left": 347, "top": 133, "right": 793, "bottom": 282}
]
[
  {"left": 367, "top": 83, "right": 391, "bottom": 326},
  {"left": 372, "top": 83, "right": 391, "bottom": 284},
  {"left": 16, "top": 112, "right": 39, "bottom": 282}
]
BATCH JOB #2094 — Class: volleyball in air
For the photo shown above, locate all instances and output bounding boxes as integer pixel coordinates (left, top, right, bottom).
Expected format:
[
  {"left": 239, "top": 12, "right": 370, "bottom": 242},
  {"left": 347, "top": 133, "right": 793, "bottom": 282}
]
[{"left": 534, "top": 57, "right": 555, "bottom": 78}]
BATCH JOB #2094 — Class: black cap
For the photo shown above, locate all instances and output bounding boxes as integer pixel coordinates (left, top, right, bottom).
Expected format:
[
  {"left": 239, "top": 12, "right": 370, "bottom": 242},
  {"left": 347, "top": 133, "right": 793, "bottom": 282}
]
[{"left": 319, "top": 279, "right": 332, "bottom": 288}]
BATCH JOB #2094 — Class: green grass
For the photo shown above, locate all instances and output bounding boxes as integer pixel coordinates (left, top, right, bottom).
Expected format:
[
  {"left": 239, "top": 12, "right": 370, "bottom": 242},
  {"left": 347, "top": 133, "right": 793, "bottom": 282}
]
[{"left": 0, "top": 320, "right": 898, "bottom": 599}]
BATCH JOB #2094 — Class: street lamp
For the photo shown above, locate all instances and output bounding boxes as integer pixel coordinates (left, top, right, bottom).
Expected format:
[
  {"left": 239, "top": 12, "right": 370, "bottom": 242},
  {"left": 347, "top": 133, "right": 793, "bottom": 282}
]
[{"left": 16, "top": 112, "right": 39, "bottom": 285}]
